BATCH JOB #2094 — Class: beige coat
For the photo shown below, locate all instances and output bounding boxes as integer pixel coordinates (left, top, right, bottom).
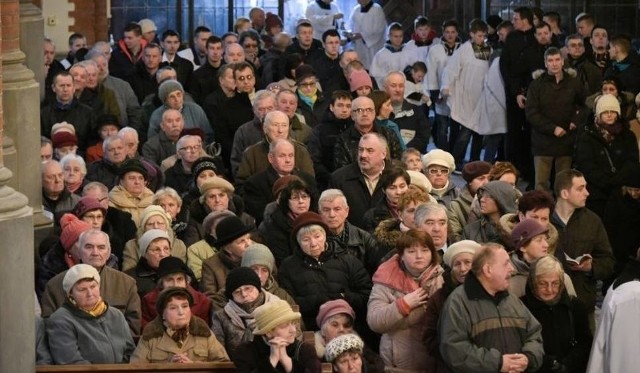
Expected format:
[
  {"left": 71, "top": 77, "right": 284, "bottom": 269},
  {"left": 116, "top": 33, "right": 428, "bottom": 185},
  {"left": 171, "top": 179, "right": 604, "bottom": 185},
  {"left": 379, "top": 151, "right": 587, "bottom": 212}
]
[
  {"left": 200, "top": 252, "right": 233, "bottom": 300},
  {"left": 187, "top": 239, "right": 218, "bottom": 281},
  {"left": 122, "top": 236, "right": 188, "bottom": 272},
  {"left": 131, "top": 316, "right": 229, "bottom": 363},
  {"left": 109, "top": 185, "right": 154, "bottom": 227}
]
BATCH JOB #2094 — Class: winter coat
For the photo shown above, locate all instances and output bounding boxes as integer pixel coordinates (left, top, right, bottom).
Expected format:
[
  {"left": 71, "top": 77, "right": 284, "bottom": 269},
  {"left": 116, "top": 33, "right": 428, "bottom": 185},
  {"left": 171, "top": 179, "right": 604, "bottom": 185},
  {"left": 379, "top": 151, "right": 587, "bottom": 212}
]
[
  {"left": 257, "top": 207, "right": 296, "bottom": 267},
  {"left": 46, "top": 301, "right": 135, "bottom": 364},
  {"left": 108, "top": 185, "right": 155, "bottom": 228},
  {"left": 447, "top": 186, "right": 474, "bottom": 243},
  {"left": 551, "top": 208, "right": 615, "bottom": 310},
  {"left": 333, "top": 123, "right": 404, "bottom": 170},
  {"left": 367, "top": 255, "right": 444, "bottom": 372},
  {"left": 392, "top": 100, "right": 431, "bottom": 153},
  {"left": 566, "top": 54, "right": 603, "bottom": 95},
  {"left": 40, "top": 99, "right": 96, "bottom": 151},
  {"left": 109, "top": 38, "right": 147, "bottom": 81},
  {"left": 373, "top": 218, "right": 405, "bottom": 262},
  {"left": 186, "top": 239, "right": 217, "bottom": 281},
  {"left": 130, "top": 64, "right": 159, "bottom": 104},
  {"left": 164, "top": 160, "right": 192, "bottom": 196},
  {"left": 40, "top": 265, "right": 141, "bottom": 336},
  {"left": 141, "top": 131, "right": 177, "bottom": 166},
  {"left": 188, "top": 61, "right": 222, "bottom": 106},
  {"left": 328, "top": 222, "right": 383, "bottom": 276},
  {"left": 102, "top": 75, "right": 144, "bottom": 131},
  {"left": 233, "top": 337, "right": 320, "bottom": 373},
  {"left": 603, "top": 188, "right": 640, "bottom": 266},
  {"left": 148, "top": 101, "right": 213, "bottom": 142},
  {"left": 521, "top": 288, "right": 592, "bottom": 373},
  {"left": 309, "top": 50, "right": 347, "bottom": 97},
  {"left": 498, "top": 213, "right": 560, "bottom": 254},
  {"left": 463, "top": 216, "right": 510, "bottom": 246},
  {"left": 308, "top": 113, "right": 354, "bottom": 188},
  {"left": 125, "top": 257, "right": 162, "bottom": 298},
  {"left": 86, "top": 159, "right": 121, "bottom": 190},
  {"left": 131, "top": 315, "right": 230, "bottom": 363},
  {"left": 439, "top": 271, "right": 544, "bottom": 373},
  {"left": 362, "top": 198, "right": 395, "bottom": 233},
  {"left": 500, "top": 28, "right": 536, "bottom": 98},
  {"left": 235, "top": 138, "right": 315, "bottom": 185},
  {"left": 141, "top": 285, "right": 212, "bottom": 330},
  {"left": 121, "top": 235, "right": 188, "bottom": 272},
  {"left": 508, "top": 252, "right": 577, "bottom": 299},
  {"left": 279, "top": 240, "right": 373, "bottom": 330},
  {"left": 429, "top": 182, "right": 460, "bottom": 209},
  {"left": 200, "top": 250, "right": 237, "bottom": 300},
  {"left": 604, "top": 53, "right": 640, "bottom": 95},
  {"left": 42, "top": 189, "right": 81, "bottom": 227},
  {"left": 525, "top": 68, "right": 587, "bottom": 156},
  {"left": 296, "top": 90, "right": 329, "bottom": 128}
]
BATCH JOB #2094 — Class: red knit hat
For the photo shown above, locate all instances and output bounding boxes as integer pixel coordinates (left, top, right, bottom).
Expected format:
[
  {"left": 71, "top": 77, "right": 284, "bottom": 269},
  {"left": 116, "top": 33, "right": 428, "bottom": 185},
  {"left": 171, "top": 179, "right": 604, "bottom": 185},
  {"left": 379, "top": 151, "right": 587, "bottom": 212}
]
[
  {"left": 349, "top": 69, "right": 373, "bottom": 92},
  {"left": 52, "top": 131, "right": 78, "bottom": 148},
  {"left": 59, "top": 213, "right": 92, "bottom": 251}
]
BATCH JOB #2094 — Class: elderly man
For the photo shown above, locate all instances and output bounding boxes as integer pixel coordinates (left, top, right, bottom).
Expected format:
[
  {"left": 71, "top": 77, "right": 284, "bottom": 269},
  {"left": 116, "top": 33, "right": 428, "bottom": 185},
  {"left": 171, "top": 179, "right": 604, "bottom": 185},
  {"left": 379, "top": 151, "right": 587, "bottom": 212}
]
[
  {"left": 79, "top": 60, "right": 121, "bottom": 119},
  {"left": 188, "top": 35, "right": 224, "bottom": 105},
  {"left": 334, "top": 95, "right": 403, "bottom": 169},
  {"left": 142, "top": 108, "right": 184, "bottom": 165},
  {"left": 147, "top": 80, "right": 212, "bottom": 142},
  {"left": 108, "top": 158, "right": 154, "bottom": 227},
  {"left": 439, "top": 243, "right": 544, "bottom": 373},
  {"left": 414, "top": 203, "right": 450, "bottom": 259},
  {"left": 319, "top": 188, "right": 381, "bottom": 274},
  {"left": 383, "top": 71, "right": 431, "bottom": 152},
  {"left": 329, "top": 132, "right": 389, "bottom": 229},
  {"left": 42, "top": 160, "right": 81, "bottom": 222},
  {"left": 242, "top": 138, "right": 317, "bottom": 223},
  {"left": 235, "top": 110, "right": 315, "bottom": 184},
  {"left": 40, "top": 229, "right": 142, "bottom": 336},
  {"left": 224, "top": 42, "right": 246, "bottom": 64},
  {"left": 86, "top": 136, "right": 129, "bottom": 190},
  {"left": 41, "top": 72, "right": 96, "bottom": 152},
  {"left": 164, "top": 134, "right": 203, "bottom": 195}
]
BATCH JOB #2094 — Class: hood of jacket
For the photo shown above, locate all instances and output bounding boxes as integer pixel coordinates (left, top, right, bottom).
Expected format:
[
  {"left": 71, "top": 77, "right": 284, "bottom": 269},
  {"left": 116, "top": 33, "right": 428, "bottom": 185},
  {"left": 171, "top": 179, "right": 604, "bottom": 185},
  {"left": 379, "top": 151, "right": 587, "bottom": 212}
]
[{"left": 373, "top": 218, "right": 404, "bottom": 250}]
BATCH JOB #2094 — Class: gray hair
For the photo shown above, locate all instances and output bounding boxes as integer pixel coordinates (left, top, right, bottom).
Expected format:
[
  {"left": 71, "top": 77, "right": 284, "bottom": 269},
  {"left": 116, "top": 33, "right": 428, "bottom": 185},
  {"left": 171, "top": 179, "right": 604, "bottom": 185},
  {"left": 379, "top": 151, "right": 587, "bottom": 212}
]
[
  {"left": 360, "top": 132, "right": 388, "bottom": 152},
  {"left": 155, "top": 66, "right": 177, "bottom": 83},
  {"left": 268, "top": 138, "right": 294, "bottom": 155},
  {"left": 77, "top": 229, "right": 111, "bottom": 253},
  {"left": 117, "top": 126, "right": 139, "bottom": 141},
  {"left": 262, "top": 110, "right": 289, "bottom": 131},
  {"left": 383, "top": 71, "right": 406, "bottom": 86},
  {"left": 78, "top": 59, "right": 98, "bottom": 70},
  {"left": 253, "top": 90, "right": 276, "bottom": 108},
  {"left": 176, "top": 134, "right": 201, "bottom": 152},
  {"left": 296, "top": 224, "right": 326, "bottom": 244},
  {"left": 83, "top": 181, "right": 108, "bottom": 195},
  {"left": 153, "top": 187, "right": 183, "bottom": 207},
  {"left": 102, "top": 135, "right": 122, "bottom": 155},
  {"left": 60, "top": 153, "right": 87, "bottom": 175},
  {"left": 318, "top": 189, "right": 349, "bottom": 208},
  {"left": 414, "top": 203, "right": 448, "bottom": 226}
]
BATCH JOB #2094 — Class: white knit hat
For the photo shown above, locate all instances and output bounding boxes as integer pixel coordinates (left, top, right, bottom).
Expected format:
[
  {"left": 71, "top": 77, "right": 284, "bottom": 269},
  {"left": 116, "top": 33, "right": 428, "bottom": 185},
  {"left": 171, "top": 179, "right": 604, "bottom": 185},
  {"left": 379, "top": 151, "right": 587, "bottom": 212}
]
[
  {"left": 595, "top": 94, "right": 621, "bottom": 117},
  {"left": 324, "top": 333, "right": 364, "bottom": 362},
  {"left": 63, "top": 264, "right": 100, "bottom": 294},
  {"left": 138, "top": 229, "right": 171, "bottom": 257}
]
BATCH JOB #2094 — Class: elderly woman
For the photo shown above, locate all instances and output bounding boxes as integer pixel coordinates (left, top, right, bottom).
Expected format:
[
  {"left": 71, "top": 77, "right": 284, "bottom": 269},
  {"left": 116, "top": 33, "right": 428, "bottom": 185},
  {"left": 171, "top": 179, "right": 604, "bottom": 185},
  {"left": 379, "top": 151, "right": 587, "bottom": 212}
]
[
  {"left": 509, "top": 219, "right": 577, "bottom": 298},
  {"left": 241, "top": 243, "right": 296, "bottom": 306},
  {"left": 586, "top": 77, "right": 637, "bottom": 124},
  {"left": 574, "top": 93, "right": 640, "bottom": 217},
  {"left": 421, "top": 149, "right": 459, "bottom": 207},
  {"left": 367, "top": 229, "right": 444, "bottom": 372},
  {"left": 325, "top": 334, "right": 368, "bottom": 373},
  {"left": 154, "top": 187, "right": 187, "bottom": 236},
  {"left": 424, "top": 240, "right": 480, "bottom": 373},
  {"left": 179, "top": 156, "right": 224, "bottom": 213},
  {"left": 233, "top": 299, "right": 320, "bottom": 372},
  {"left": 521, "top": 256, "right": 592, "bottom": 373},
  {"left": 211, "top": 267, "right": 282, "bottom": 359},
  {"left": 140, "top": 256, "right": 211, "bottom": 330},
  {"left": 258, "top": 178, "right": 313, "bottom": 266},
  {"left": 183, "top": 176, "right": 255, "bottom": 248},
  {"left": 46, "top": 264, "right": 135, "bottom": 364},
  {"left": 279, "top": 212, "right": 372, "bottom": 331},
  {"left": 187, "top": 210, "right": 236, "bottom": 281},
  {"left": 60, "top": 153, "right": 87, "bottom": 196},
  {"left": 121, "top": 205, "right": 188, "bottom": 272},
  {"left": 125, "top": 229, "right": 174, "bottom": 297},
  {"left": 362, "top": 167, "right": 410, "bottom": 232},
  {"left": 131, "top": 287, "right": 230, "bottom": 363}
]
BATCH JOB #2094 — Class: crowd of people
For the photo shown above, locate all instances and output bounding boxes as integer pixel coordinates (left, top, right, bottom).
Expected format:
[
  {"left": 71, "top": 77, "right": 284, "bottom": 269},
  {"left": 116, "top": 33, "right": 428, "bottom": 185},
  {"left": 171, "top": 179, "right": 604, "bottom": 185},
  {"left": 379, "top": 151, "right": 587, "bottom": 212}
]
[{"left": 35, "top": 1, "right": 640, "bottom": 372}]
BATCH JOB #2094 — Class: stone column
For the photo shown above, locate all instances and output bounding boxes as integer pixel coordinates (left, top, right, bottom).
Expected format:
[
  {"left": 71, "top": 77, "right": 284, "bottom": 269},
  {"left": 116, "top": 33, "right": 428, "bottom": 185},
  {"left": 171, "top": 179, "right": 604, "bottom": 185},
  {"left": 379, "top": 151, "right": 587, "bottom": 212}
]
[
  {"left": 20, "top": 0, "right": 45, "bottom": 100},
  {"left": 0, "top": 0, "right": 36, "bottom": 371}
]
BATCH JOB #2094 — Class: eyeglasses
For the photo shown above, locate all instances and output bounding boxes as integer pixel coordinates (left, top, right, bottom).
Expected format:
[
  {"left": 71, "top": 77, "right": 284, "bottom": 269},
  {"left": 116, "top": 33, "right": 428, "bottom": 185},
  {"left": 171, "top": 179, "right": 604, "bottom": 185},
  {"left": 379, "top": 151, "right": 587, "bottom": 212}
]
[
  {"left": 289, "top": 193, "right": 310, "bottom": 201},
  {"left": 535, "top": 281, "right": 561, "bottom": 290},
  {"left": 179, "top": 144, "right": 202, "bottom": 152},
  {"left": 428, "top": 168, "right": 450, "bottom": 175},
  {"left": 352, "top": 108, "right": 375, "bottom": 114},
  {"left": 236, "top": 74, "right": 254, "bottom": 81},
  {"left": 299, "top": 81, "right": 316, "bottom": 88}
]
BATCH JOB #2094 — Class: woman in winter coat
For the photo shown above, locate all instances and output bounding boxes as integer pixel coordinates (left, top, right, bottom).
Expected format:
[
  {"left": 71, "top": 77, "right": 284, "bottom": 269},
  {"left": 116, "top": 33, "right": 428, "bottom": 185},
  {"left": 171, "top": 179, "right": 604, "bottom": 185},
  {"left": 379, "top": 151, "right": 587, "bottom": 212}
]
[
  {"left": 424, "top": 240, "right": 480, "bottom": 373},
  {"left": 324, "top": 334, "right": 369, "bottom": 373},
  {"left": 46, "top": 264, "right": 135, "bottom": 364},
  {"left": 186, "top": 210, "right": 235, "bottom": 282},
  {"left": 367, "top": 229, "right": 444, "bottom": 372},
  {"left": 362, "top": 167, "right": 410, "bottom": 232},
  {"left": 125, "top": 229, "right": 175, "bottom": 298},
  {"left": 131, "top": 287, "right": 230, "bottom": 363},
  {"left": 574, "top": 93, "right": 640, "bottom": 217},
  {"left": 279, "top": 212, "right": 372, "bottom": 331},
  {"left": 521, "top": 256, "right": 592, "bottom": 373}
]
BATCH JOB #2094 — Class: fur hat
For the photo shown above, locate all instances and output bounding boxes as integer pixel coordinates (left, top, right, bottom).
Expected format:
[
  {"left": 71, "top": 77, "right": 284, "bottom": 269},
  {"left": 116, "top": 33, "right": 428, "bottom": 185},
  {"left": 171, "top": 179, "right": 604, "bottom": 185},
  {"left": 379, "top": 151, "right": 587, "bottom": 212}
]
[
  {"left": 138, "top": 229, "right": 171, "bottom": 257},
  {"left": 203, "top": 210, "right": 236, "bottom": 237},
  {"left": 265, "top": 12, "right": 283, "bottom": 30},
  {"left": 462, "top": 161, "right": 492, "bottom": 183},
  {"left": 324, "top": 333, "right": 364, "bottom": 363},
  {"left": 139, "top": 205, "right": 172, "bottom": 231},
  {"left": 118, "top": 158, "right": 148, "bottom": 179},
  {"left": 511, "top": 218, "right": 549, "bottom": 248},
  {"left": 253, "top": 299, "right": 301, "bottom": 335},
  {"left": 156, "top": 287, "right": 193, "bottom": 316},
  {"left": 349, "top": 69, "right": 373, "bottom": 92},
  {"left": 138, "top": 18, "right": 157, "bottom": 34},
  {"left": 60, "top": 213, "right": 93, "bottom": 251},
  {"left": 212, "top": 215, "right": 253, "bottom": 247},
  {"left": 272, "top": 175, "right": 302, "bottom": 197},
  {"left": 422, "top": 149, "right": 455, "bottom": 172},
  {"left": 51, "top": 121, "right": 76, "bottom": 135},
  {"left": 291, "top": 211, "right": 329, "bottom": 241},
  {"left": 72, "top": 197, "right": 106, "bottom": 218},
  {"left": 52, "top": 131, "right": 78, "bottom": 148},
  {"left": 407, "top": 170, "right": 432, "bottom": 193},
  {"left": 241, "top": 243, "right": 276, "bottom": 274},
  {"left": 158, "top": 80, "right": 184, "bottom": 103},
  {"left": 443, "top": 240, "right": 481, "bottom": 267},
  {"left": 63, "top": 264, "right": 100, "bottom": 294},
  {"left": 199, "top": 176, "right": 234, "bottom": 195},
  {"left": 595, "top": 93, "right": 621, "bottom": 117},
  {"left": 316, "top": 299, "right": 355, "bottom": 327},
  {"left": 191, "top": 157, "right": 218, "bottom": 183},
  {"left": 224, "top": 267, "right": 262, "bottom": 299},
  {"left": 478, "top": 180, "right": 519, "bottom": 215}
]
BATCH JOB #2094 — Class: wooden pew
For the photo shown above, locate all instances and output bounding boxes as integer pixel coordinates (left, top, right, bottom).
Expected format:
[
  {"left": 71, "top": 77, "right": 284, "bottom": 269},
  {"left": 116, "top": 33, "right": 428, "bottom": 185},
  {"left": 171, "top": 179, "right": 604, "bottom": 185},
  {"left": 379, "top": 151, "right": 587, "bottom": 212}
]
[{"left": 36, "top": 362, "right": 332, "bottom": 372}]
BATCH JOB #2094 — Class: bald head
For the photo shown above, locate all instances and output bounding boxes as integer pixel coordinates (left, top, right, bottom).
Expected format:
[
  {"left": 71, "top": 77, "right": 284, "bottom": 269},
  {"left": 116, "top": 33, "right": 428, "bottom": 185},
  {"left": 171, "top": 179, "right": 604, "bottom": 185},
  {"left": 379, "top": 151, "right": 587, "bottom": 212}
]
[
  {"left": 351, "top": 96, "right": 376, "bottom": 130},
  {"left": 384, "top": 71, "right": 406, "bottom": 104},
  {"left": 224, "top": 43, "right": 245, "bottom": 63}
]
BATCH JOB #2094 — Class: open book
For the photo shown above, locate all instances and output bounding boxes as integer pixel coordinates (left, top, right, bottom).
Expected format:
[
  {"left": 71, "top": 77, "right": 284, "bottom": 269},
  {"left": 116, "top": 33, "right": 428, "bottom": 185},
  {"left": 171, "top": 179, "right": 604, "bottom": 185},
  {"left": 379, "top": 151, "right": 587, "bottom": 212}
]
[{"left": 564, "top": 253, "right": 592, "bottom": 265}]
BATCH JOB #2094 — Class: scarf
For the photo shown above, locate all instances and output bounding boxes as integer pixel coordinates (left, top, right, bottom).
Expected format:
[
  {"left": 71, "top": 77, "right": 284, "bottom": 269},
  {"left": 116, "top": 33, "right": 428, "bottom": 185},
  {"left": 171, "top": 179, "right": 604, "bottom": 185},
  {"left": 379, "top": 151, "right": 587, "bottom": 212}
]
[
  {"left": 237, "top": 291, "right": 266, "bottom": 315},
  {"left": 66, "top": 179, "right": 83, "bottom": 194},
  {"left": 593, "top": 51, "right": 610, "bottom": 70},
  {"left": 165, "top": 324, "right": 189, "bottom": 348},
  {"left": 431, "top": 181, "right": 450, "bottom": 197},
  {"left": 70, "top": 296, "right": 108, "bottom": 318},
  {"left": 298, "top": 91, "right": 317, "bottom": 108},
  {"left": 596, "top": 121, "right": 624, "bottom": 144},
  {"left": 472, "top": 42, "right": 492, "bottom": 61}
]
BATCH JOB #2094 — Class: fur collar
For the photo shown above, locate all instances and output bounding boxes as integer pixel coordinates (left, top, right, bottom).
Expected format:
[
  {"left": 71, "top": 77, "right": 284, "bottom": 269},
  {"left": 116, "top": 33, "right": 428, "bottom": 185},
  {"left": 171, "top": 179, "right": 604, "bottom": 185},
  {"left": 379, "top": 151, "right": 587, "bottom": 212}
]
[
  {"left": 373, "top": 218, "right": 404, "bottom": 250},
  {"left": 531, "top": 67, "right": 577, "bottom": 80},
  {"left": 141, "top": 315, "right": 212, "bottom": 341}
]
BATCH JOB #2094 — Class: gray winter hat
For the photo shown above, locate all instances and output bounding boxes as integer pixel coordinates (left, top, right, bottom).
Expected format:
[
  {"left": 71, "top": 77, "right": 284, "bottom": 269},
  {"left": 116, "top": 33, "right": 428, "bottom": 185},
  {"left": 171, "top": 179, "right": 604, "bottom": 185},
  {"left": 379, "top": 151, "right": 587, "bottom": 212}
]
[
  {"left": 478, "top": 180, "right": 519, "bottom": 214},
  {"left": 158, "top": 79, "right": 184, "bottom": 103}
]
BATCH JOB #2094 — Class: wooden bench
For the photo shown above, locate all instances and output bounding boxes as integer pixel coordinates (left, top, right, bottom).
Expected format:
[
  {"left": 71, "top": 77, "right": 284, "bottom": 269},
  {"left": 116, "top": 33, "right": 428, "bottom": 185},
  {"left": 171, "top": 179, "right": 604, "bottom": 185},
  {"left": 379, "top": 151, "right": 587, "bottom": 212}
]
[{"left": 36, "top": 362, "right": 333, "bottom": 372}]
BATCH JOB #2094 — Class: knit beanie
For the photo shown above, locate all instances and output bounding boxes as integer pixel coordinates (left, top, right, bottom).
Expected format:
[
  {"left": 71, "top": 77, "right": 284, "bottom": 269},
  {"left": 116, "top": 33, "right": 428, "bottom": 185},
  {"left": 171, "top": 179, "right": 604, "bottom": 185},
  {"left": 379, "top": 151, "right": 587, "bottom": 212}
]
[
  {"left": 52, "top": 131, "right": 78, "bottom": 148},
  {"left": 139, "top": 205, "right": 172, "bottom": 232},
  {"left": 349, "top": 69, "right": 373, "bottom": 92},
  {"left": 253, "top": 299, "right": 301, "bottom": 335},
  {"left": 60, "top": 213, "right": 93, "bottom": 251},
  {"left": 241, "top": 243, "right": 275, "bottom": 274},
  {"left": 462, "top": 161, "right": 492, "bottom": 183},
  {"left": 138, "top": 229, "right": 171, "bottom": 257},
  {"left": 265, "top": 12, "right": 283, "bottom": 30},
  {"left": 72, "top": 196, "right": 106, "bottom": 218},
  {"left": 156, "top": 287, "right": 193, "bottom": 316},
  {"left": 203, "top": 210, "right": 237, "bottom": 237},
  {"left": 443, "top": 240, "right": 481, "bottom": 267},
  {"left": 422, "top": 149, "right": 455, "bottom": 172},
  {"left": 272, "top": 175, "right": 302, "bottom": 197},
  {"left": 595, "top": 93, "right": 621, "bottom": 117},
  {"left": 511, "top": 218, "right": 549, "bottom": 249},
  {"left": 63, "top": 264, "right": 100, "bottom": 294},
  {"left": 191, "top": 157, "right": 219, "bottom": 183},
  {"left": 316, "top": 299, "right": 355, "bottom": 327},
  {"left": 224, "top": 266, "right": 262, "bottom": 299},
  {"left": 158, "top": 80, "right": 184, "bottom": 103},
  {"left": 51, "top": 121, "right": 75, "bottom": 136},
  {"left": 478, "top": 180, "right": 518, "bottom": 215},
  {"left": 324, "top": 333, "right": 364, "bottom": 363}
]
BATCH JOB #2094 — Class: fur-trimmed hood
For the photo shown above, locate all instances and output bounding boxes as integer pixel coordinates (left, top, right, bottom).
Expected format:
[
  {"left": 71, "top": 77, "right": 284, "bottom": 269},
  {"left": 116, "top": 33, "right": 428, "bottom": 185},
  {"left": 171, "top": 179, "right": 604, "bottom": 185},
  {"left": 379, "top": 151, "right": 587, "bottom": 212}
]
[
  {"left": 498, "top": 213, "right": 559, "bottom": 254},
  {"left": 373, "top": 218, "right": 404, "bottom": 251},
  {"left": 141, "top": 315, "right": 211, "bottom": 341},
  {"left": 531, "top": 67, "right": 577, "bottom": 80}
]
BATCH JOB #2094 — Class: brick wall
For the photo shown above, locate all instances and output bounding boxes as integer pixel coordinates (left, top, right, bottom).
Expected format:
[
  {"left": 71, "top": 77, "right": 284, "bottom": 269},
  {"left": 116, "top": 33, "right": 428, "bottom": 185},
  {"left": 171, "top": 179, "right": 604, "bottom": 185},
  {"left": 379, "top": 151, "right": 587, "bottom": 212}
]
[{"left": 68, "top": 0, "right": 109, "bottom": 44}]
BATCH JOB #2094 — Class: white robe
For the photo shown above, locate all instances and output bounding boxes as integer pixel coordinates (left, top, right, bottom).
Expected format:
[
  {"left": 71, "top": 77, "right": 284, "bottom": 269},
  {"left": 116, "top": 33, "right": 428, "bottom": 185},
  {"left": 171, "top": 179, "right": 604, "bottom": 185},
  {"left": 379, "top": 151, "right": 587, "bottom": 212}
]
[
  {"left": 348, "top": 3, "right": 386, "bottom": 70},
  {"left": 425, "top": 42, "right": 457, "bottom": 116},
  {"left": 305, "top": 1, "right": 341, "bottom": 41},
  {"left": 586, "top": 281, "right": 640, "bottom": 373},
  {"left": 369, "top": 46, "right": 410, "bottom": 87},
  {"left": 468, "top": 57, "right": 507, "bottom": 135},
  {"left": 442, "top": 41, "right": 489, "bottom": 129},
  {"left": 404, "top": 38, "right": 441, "bottom": 66}
]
